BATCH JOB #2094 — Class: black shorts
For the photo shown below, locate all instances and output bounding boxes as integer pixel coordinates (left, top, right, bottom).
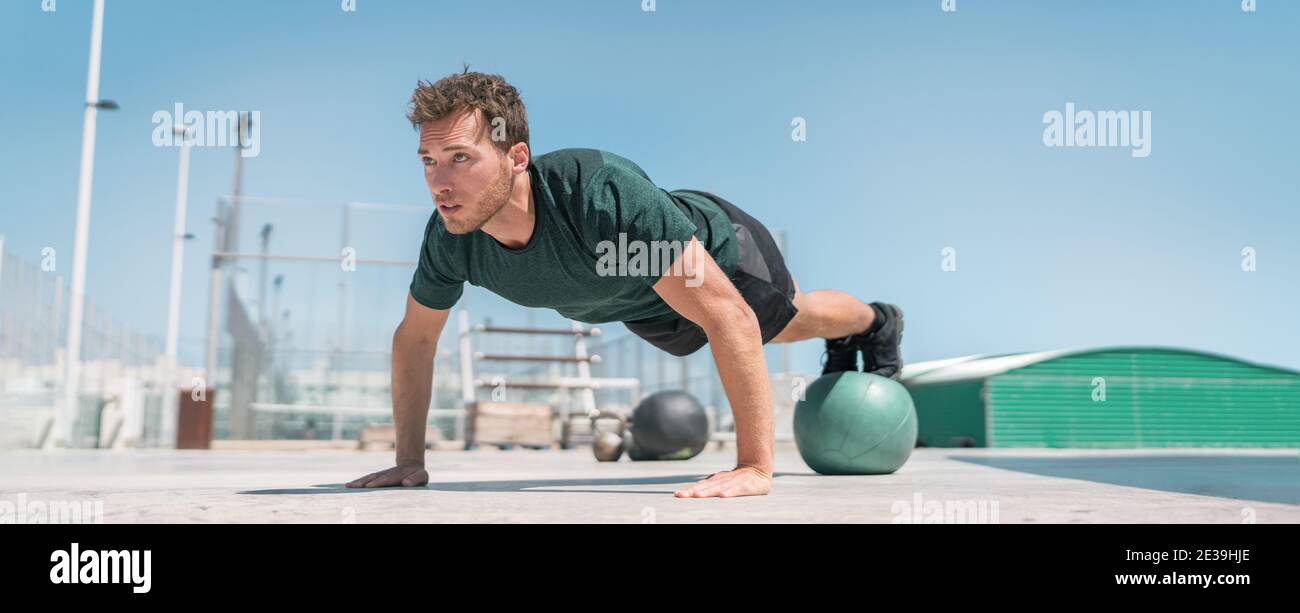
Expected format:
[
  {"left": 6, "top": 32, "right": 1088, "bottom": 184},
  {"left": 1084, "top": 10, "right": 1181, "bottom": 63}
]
[{"left": 623, "top": 190, "right": 798, "bottom": 357}]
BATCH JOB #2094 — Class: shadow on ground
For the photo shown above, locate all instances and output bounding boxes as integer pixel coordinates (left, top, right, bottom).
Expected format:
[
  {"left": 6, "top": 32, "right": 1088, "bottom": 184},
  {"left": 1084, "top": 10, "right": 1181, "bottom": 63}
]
[
  {"left": 238, "top": 472, "right": 812, "bottom": 496},
  {"left": 950, "top": 454, "right": 1300, "bottom": 505}
]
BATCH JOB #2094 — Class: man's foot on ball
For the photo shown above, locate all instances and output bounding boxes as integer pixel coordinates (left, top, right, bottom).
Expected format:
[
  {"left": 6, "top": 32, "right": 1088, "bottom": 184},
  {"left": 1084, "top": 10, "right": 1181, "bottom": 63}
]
[
  {"left": 856, "top": 302, "right": 904, "bottom": 380},
  {"left": 820, "top": 336, "right": 858, "bottom": 375}
]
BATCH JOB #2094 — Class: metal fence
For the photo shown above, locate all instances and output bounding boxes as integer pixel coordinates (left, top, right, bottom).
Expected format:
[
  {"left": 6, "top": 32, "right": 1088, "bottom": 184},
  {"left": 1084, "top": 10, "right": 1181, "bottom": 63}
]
[
  {"left": 0, "top": 237, "right": 171, "bottom": 449},
  {"left": 2, "top": 206, "right": 802, "bottom": 448}
]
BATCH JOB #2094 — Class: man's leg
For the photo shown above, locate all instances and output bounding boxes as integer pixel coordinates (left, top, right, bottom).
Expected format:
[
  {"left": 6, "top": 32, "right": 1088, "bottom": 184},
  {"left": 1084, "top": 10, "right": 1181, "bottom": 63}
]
[
  {"left": 670, "top": 189, "right": 903, "bottom": 377},
  {"left": 770, "top": 277, "right": 905, "bottom": 379},
  {"left": 770, "top": 283, "right": 875, "bottom": 343}
]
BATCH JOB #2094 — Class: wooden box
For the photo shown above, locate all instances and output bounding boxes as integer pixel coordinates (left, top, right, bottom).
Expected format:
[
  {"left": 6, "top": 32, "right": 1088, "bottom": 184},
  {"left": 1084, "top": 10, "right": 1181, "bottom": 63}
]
[{"left": 467, "top": 402, "right": 554, "bottom": 447}]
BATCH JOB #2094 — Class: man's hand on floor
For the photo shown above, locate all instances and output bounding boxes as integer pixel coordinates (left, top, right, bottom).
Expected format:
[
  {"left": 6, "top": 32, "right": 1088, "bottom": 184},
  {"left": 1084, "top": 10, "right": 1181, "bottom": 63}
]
[
  {"left": 673, "top": 465, "right": 772, "bottom": 498},
  {"left": 346, "top": 463, "right": 429, "bottom": 488}
]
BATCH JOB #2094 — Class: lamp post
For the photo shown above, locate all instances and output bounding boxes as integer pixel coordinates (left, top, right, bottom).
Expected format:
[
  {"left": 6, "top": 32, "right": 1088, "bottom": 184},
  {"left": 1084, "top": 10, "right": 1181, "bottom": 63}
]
[
  {"left": 161, "top": 124, "right": 194, "bottom": 447},
  {"left": 55, "top": 0, "right": 118, "bottom": 449}
]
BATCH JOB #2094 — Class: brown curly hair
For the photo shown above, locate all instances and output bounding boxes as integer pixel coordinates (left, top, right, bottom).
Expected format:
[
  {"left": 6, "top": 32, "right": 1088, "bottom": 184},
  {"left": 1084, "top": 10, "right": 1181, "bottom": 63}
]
[{"left": 407, "top": 66, "right": 529, "bottom": 154}]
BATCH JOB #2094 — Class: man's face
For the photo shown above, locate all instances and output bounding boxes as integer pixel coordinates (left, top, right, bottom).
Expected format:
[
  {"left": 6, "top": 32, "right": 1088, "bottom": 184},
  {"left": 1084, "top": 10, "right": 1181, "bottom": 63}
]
[{"left": 418, "top": 108, "right": 513, "bottom": 234}]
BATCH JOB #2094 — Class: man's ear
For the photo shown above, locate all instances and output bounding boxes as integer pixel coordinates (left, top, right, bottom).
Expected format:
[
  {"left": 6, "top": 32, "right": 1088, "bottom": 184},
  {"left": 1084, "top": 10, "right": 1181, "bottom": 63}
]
[{"left": 508, "top": 142, "right": 530, "bottom": 171}]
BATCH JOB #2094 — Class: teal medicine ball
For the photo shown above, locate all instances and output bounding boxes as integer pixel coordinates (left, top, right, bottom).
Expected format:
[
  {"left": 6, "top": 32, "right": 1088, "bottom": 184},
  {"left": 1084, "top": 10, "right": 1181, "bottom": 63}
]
[{"left": 793, "top": 371, "right": 918, "bottom": 475}]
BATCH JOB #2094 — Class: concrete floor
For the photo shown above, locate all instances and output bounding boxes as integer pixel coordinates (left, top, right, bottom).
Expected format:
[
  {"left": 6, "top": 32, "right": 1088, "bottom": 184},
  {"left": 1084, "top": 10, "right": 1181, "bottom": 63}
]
[{"left": 1, "top": 446, "right": 1298, "bottom": 523}]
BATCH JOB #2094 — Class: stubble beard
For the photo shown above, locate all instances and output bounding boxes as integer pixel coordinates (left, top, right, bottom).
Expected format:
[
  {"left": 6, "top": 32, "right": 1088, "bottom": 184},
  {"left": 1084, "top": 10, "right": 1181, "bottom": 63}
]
[{"left": 442, "top": 160, "right": 514, "bottom": 235}]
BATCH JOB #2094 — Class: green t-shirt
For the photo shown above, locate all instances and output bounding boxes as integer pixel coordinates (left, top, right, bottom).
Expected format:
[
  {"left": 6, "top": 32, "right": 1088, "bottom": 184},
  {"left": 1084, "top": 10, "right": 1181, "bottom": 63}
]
[{"left": 409, "top": 148, "right": 738, "bottom": 325}]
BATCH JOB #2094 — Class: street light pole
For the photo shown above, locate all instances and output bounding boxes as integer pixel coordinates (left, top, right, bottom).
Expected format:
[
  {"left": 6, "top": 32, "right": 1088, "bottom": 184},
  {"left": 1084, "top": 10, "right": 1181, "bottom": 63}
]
[
  {"left": 161, "top": 124, "right": 193, "bottom": 447},
  {"left": 54, "top": 0, "right": 110, "bottom": 449}
]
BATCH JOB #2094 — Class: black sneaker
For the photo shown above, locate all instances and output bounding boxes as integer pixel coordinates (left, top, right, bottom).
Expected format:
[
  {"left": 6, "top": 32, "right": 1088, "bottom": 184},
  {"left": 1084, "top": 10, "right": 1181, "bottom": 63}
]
[
  {"left": 820, "top": 336, "right": 859, "bottom": 375},
  {"left": 856, "top": 302, "right": 904, "bottom": 380}
]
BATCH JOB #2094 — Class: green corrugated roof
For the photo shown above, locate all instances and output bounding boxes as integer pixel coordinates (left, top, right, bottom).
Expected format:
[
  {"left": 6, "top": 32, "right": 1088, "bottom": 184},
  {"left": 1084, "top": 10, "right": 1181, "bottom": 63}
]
[
  {"left": 901, "top": 347, "right": 1299, "bottom": 385},
  {"left": 905, "top": 347, "right": 1300, "bottom": 448}
]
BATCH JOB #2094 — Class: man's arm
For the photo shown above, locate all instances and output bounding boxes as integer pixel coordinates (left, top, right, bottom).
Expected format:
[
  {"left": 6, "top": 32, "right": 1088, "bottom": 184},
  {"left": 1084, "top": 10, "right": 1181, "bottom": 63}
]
[
  {"left": 346, "top": 292, "right": 450, "bottom": 488},
  {"left": 650, "top": 237, "right": 774, "bottom": 498}
]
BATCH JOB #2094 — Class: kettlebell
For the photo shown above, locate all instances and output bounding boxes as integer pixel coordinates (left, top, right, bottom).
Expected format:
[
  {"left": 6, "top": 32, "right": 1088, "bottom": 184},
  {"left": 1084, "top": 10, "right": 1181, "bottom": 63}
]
[{"left": 590, "top": 409, "right": 629, "bottom": 462}]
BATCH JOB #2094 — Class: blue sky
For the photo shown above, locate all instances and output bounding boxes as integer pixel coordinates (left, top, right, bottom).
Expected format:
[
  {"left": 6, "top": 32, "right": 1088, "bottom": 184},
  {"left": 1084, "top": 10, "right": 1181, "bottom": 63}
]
[{"left": 2, "top": 0, "right": 1297, "bottom": 373}]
